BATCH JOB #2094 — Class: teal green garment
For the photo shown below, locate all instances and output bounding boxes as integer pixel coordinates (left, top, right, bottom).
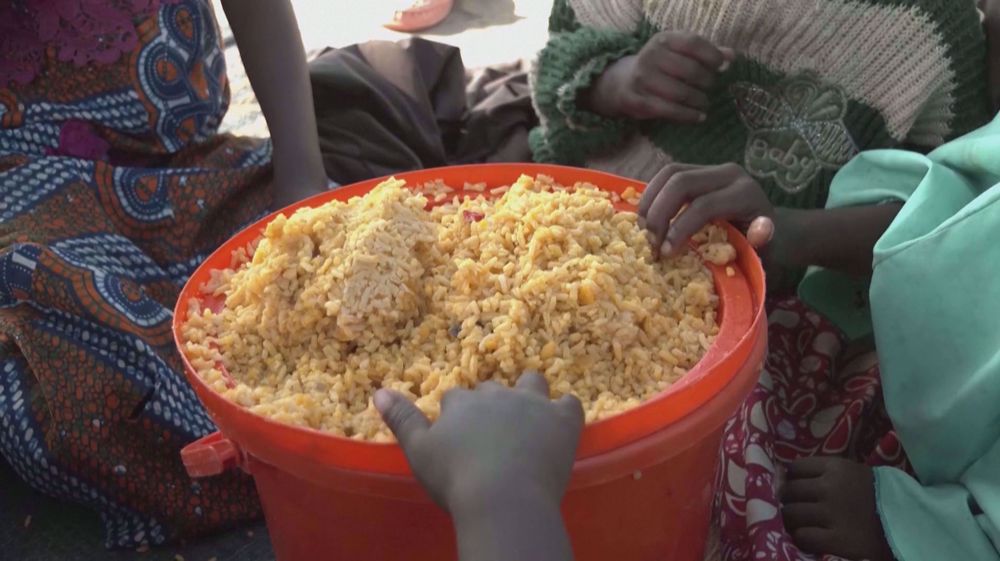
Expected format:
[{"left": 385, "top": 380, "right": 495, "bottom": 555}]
[{"left": 803, "top": 115, "right": 1000, "bottom": 561}]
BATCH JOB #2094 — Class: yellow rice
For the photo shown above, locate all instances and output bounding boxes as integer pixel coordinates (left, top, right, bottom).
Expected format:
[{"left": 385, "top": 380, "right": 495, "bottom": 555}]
[{"left": 181, "top": 175, "right": 734, "bottom": 441}]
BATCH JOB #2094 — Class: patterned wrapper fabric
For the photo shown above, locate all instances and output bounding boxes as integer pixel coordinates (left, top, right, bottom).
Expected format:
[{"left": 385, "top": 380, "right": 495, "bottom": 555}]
[
  {"left": 0, "top": 0, "right": 272, "bottom": 549},
  {"left": 713, "top": 298, "right": 910, "bottom": 561}
]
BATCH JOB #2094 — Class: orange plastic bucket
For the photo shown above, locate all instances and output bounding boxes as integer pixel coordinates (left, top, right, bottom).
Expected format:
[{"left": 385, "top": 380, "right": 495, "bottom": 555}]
[{"left": 173, "top": 164, "right": 767, "bottom": 561}]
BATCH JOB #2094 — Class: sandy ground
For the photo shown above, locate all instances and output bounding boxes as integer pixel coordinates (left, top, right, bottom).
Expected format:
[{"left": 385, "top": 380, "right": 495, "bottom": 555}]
[{"left": 215, "top": 0, "right": 553, "bottom": 136}]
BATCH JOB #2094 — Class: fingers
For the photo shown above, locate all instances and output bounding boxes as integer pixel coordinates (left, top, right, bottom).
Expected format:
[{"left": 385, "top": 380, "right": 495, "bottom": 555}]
[
  {"left": 508, "top": 373, "right": 582, "bottom": 426},
  {"left": 656, "top": 32, "right": 732, "bottom": 72},
  {"left": 515, "top": 371, "right": 550, "bottom": 396},
  {"left": 556, "top": 394, "right": 585, "bottom": 426},
  {"left": 780, "top": 478, "right": 822, "bottom": 504},
  {"left": 374, "top": 389, "right": 430, "bottom": 449},
  {"left": 622, "top": 93, "right": 706, "bottom": 123},
  {"left": 781, "top": 502, "right": 830, "bottom": 530},
  {"left": 746, "top": 216, "right": 775, "bottom": 248},
  {"left": 786, "top": 457, "right": 834, "bottom": 480},
  {"left": 636, "top": 72, "right": 710, "bottom": 111},
  {"left": 645, "top": 165, "right": 740, "bottom": 256},
  {"left": 476, "top": 380, "right": 507, "bottom": 393},
  {"left": 637, "top": 164, "right": 695, "bottom": 226},
  {"left": 664, "top": 182, "right": 745, "bottom": 252},
  {"left": 789, "top": 527, "right": 836, "bottom": 555},
  {"left": 640, "top": 163, "right": 773, "bottom": 259},
  {"left": 440, "top": 386, "right": 470, "bottom": 412},
  {"left": 631, "top": 33, "right": 736, "bottom": 122},
  {"left": 656, "top": 51, "right": 717, "bottom": 90}
]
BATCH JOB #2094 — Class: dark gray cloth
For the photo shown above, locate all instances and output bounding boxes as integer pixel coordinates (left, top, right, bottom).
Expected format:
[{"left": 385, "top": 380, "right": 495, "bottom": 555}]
[{"left": 309, "top": 38, "right": 535, "bottom": 185}]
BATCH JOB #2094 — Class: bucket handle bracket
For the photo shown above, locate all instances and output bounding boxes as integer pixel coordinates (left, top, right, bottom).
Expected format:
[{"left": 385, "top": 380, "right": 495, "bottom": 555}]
[{"left": 181, "top": 432, "right": 246, "bottom": 477}]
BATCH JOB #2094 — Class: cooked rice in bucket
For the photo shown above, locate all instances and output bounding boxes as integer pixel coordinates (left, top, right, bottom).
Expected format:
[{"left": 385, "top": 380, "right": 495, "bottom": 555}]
[{"left": 181, "top": 175, "right": 734, "bottom": 441}]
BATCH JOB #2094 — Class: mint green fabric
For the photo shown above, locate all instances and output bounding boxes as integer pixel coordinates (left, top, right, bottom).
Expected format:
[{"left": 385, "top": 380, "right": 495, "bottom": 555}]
[
  {"left": 811, "top": 115, "right": 1000, "bottom": 560},
  {"left": 875, "top": 471, "right": 999, "bottom": 561},
  {"left": 797, "top": 269, "right": 872, "bottom": 340},
  {"left": 797, "top": 150, "right": 948, "bottom": 338}
]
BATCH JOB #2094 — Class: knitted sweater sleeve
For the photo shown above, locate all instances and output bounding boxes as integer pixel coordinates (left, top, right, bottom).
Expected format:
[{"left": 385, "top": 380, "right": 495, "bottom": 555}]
[
  {"left": 905, "top": 2, "right": 993, "bottom": 147},
  {"left": 529, "top": 0, "right": 646, "bottom": 165}
]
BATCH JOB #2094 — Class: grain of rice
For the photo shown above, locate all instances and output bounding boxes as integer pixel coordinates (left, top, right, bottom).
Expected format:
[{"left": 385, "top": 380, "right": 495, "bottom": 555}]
[{"left": 621, "top": 186, "right": 641, "bottom": 205}]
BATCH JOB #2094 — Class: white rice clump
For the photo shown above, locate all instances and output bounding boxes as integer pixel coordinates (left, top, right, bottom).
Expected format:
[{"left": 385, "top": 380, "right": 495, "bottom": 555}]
[{"left": 181, "top": 175, "right": 735, "bottom": 441}]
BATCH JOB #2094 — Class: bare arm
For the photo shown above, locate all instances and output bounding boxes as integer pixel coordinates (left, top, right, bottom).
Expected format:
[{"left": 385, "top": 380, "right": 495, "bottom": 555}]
[
  {"left": 768, "top": 204, "right": 903, "bottom": 276},
  {"left": 221, "top": 0, "right": 327, "bottom": 208}
]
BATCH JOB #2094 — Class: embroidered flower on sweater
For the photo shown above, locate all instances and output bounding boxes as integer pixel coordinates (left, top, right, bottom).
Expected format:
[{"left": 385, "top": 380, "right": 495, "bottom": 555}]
[{"left": 732, "top": 74, "right": 859, "bottom": 194}]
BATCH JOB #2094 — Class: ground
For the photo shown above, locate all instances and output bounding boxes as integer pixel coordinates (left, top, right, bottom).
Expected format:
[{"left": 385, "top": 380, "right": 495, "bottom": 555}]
[
  {"left": 0, "top": 1, "right": 551, "bottom": 560},
  {"left": 220, "top": 0, "right": 553, "bottom": 137}
]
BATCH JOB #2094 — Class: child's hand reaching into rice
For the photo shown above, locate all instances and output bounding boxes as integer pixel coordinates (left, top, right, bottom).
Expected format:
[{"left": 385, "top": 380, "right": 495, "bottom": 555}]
[
  {"left": 638, "top": 163, "right": 775, "bottom": 259},
  {"left": 375, "top": 373, "right": 583, "bottom": 561},
  {"left": 638, "top": 162, "right": 906, "bottom": 279}
]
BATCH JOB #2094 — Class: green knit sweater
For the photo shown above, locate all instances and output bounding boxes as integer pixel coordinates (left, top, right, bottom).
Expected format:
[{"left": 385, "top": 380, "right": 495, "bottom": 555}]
[{"left": 530, "top": 0, "right": 993, "bottom": 211}]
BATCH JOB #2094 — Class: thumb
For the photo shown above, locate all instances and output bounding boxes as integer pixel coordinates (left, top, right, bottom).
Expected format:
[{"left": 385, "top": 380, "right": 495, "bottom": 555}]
[
  {"left": 746, "top": 216, "right": 774, "bottom": 249},
  {"left": 375, "top": 389, "right": 430, "bottom": 450}
]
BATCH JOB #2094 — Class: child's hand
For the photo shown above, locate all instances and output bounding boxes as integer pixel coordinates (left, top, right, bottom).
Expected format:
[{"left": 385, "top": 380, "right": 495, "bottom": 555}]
[
  {"left": 588, "top": 31, "right": 735, "bottom": 123},
  {"left": 638, "top": 163, "right": 775, "bottom": 258},
  {"left": 374, "top": 373, "right": 584, "bottom": 513},
  {"left": 782, "top": 458, "right": 893, "bottom": 561}
]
